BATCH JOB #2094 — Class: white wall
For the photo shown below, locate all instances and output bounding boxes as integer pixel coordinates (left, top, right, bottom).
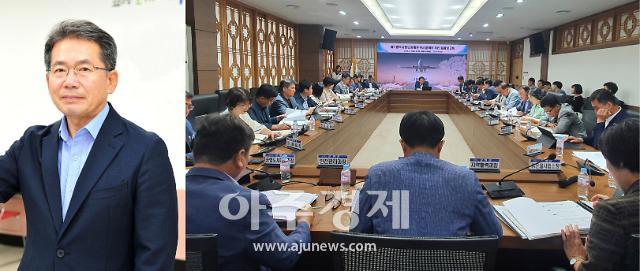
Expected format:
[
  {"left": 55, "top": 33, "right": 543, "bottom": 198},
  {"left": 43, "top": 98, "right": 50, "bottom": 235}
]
[
  {"left": 520, "top": 31, "right": 640, "bottom": 106},
  {"left": 0, "top": 0, "right": 186, "bottom": 186},
  {"left": 521, "top": 37, "right": 542, "bottom": 86},
  {"left": 548, "top": 31, "right": 640, "bottom": 106}
]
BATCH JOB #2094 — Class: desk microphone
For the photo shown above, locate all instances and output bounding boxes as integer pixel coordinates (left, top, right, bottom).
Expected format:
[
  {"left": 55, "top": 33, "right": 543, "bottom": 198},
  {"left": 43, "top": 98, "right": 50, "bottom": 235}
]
[
  {"left": 484, "top": 154, "right": 556, "bottom": 199},
  {"left": 558, "top": 159, "right": 597, "bottom": 188}
]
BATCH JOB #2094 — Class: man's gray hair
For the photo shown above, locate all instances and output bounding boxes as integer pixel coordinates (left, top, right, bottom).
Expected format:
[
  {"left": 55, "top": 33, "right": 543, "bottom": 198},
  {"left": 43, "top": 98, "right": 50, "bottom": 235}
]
[{"left": 44, "top": 20, "right": 117, "bottom": 71}]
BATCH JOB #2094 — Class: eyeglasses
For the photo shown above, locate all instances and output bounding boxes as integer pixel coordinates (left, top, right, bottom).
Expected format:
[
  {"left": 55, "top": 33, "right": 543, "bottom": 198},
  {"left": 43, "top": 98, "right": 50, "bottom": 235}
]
[
  {"left": 47, "top": 64, "right": 111, "bottom": 79},
  {"left": 186, "top": 104, "right": 195, "bottom": 111}
]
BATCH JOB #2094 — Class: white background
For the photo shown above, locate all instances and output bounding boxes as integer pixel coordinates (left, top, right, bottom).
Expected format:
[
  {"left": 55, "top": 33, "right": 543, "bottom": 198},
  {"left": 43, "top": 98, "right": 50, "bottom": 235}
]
[
  {"left": 521, "top": 32, "right": 639, "bottom": 106},
  {"left": 0, "top": 0, "right": 186, "bottom": 187}
]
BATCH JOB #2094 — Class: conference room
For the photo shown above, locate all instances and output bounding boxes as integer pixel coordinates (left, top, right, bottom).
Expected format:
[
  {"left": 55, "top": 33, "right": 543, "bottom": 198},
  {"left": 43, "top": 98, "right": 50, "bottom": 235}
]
[{"left": 185, "top": 0, "right": 640, "bottom": 271}]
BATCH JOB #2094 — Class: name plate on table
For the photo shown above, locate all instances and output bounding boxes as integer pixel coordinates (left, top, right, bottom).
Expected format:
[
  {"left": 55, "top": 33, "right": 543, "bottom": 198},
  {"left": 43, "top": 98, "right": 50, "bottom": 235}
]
[
  {"left": 364, "top": 99, "right": 373, "bottom": 104},
  {"left": 526, "top": 143, "right": 543, "bottom": 156},
  {"left": 371, "top": 96, "right": 379, "bottom": 100},
  {"left": 479, "top": 112, "right": 489, "bottom": 118},
  {"left": 344, "top": 108, "right": 356, "bottom": 115},
  {"left": 528, "top": 159, "right": 561, "bottom": 173},
  {"left": 285, "top": 137, "right": 303, "bottom": 151},
  {"left": 469, "top": 158, "right": 501, "bottom": 173},
  {"left": 317, "top": 154, "right": 349, "bottom": 168},
  {"left": 355, "top": 103, "right": 365, "bottom": 109},
  {"left": 487, "top": 118, "right": 499, "bottom": 126},
  {"left": 320, "top": 120, "right": 335, "bottom": 130},
  {"left": 332, "top": 114, "right": 344, "bottom": 123},
  {"left": 264, "top": 153, "right": 296, "bottom": 166},
  {"left": 499, "top": 125, "right": 513, "bottom": 135}
]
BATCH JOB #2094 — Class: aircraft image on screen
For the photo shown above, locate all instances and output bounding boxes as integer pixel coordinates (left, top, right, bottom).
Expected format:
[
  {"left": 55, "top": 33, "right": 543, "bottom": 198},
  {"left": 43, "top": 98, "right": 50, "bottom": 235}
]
[{"left": 399, "top": 59, "right": 437, "bottom": 72}]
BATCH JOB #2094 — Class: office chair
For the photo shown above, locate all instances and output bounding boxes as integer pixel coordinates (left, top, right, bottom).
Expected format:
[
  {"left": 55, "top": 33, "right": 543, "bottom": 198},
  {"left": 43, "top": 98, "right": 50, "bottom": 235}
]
[
  {"left": 331, "top": 231, "right": 499, "bottom": 271},
  {"left": 186, "top": 233, "right": 218, "bottom": 271}
]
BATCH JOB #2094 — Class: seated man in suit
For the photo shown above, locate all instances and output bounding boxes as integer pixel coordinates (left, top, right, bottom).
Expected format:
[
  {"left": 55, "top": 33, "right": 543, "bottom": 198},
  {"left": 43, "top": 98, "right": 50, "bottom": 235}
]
[
  {"left": 248, "top": 84, "right": 289, "bottom": 131},
  {"left": 0, "top": 20, "right": 177, "bottom": 270},
  {"left": 473, "top": 79, "right": 498, "bottom": 101},
  {"left": 362, "top": 75, "right": 379, "bottom": 89},
  {"left": 334, "top": 73, "right": 351, "bottom": 94},
  {"left": 414, "top": 76, "right": 430, "bottom": 91},
  {"left": 515, "top": 86, "right": 533, "bottom": 115},
  {"left": 568, "top": 89, "right": 627, "bottom": 148},
  {"left": 269, "top": 79, "right": 314, "bottom": 117},
  {"left": 186, "top": 114, "right": 313, "bottom": 271},
  {"left": 457, "top": 75, "right": 465, "bottom": 92},
  {"left": 293, "top": 80, "right": 318, "bottom": 110},
  {"left": 186, "top": 91, "right": 196, "bottom": 160},
  {"left": 351, "top": 111, "right": 502, "bottom": 237},
  {"left": 539, "top": 94, "right": 587, "bottom": 138},
  {"left": 561, "top": 119, "right": 639, "bottom": 271},
  {"left": 222, "top": 88, "right": 278, "bottom": 139},
  {"left": 487, "top": 83, "right": 519, "bottom": 110}
]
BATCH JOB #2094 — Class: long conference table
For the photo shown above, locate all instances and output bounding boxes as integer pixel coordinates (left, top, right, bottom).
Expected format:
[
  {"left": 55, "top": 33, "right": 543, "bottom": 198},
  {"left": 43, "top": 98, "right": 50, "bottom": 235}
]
[{"left": 245, "top": 90, "right": 614, "bottom": 252}]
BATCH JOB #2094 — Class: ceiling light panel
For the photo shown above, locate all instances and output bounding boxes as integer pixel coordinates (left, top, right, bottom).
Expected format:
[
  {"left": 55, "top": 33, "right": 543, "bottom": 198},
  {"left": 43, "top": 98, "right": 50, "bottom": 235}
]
[
  {"left": 363, "top": 0, "right": 488, "bottom": 36},
  {"left": 376, "top": 0, "right": 471, "bottom": 30}
]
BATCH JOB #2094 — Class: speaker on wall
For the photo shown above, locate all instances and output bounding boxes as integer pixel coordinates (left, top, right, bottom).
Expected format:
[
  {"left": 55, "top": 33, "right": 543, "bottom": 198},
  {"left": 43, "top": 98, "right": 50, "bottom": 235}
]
[
  {"left": 321, "top": 28, "right": 337, "bottom": 51},
  {"left": 529, "top": 32, "right": 546, "bottom": 55}
]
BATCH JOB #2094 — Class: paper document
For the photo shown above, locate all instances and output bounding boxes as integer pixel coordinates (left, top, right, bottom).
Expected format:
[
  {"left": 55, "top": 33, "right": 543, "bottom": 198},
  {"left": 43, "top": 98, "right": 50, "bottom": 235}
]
[
  {"left": 281, "top": 108, "right": 307, "bottom": 122},
  {"left": 494, "top": 197, "right": 592, "bottom": 240},
  {"left": 573, "top": 151, "right": 608, "bottom": 172},
  {"left": 261, "top": 190, "right": 317, "bottom": 221}
]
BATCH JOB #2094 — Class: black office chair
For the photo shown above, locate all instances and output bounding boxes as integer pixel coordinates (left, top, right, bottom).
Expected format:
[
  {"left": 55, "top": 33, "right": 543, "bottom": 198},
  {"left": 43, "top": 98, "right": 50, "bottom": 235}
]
[
  {"left": 215, "top": 90, "right": 229, "bottom": 112},
  {"left": 581, "top": 98, "right": 596, "bottom": 137},
  {"left": 186, "top": 233, "right": 218, "bottom": 271},
  {"left": 331, "top": 231, "right": 499, "bottom": 271}
]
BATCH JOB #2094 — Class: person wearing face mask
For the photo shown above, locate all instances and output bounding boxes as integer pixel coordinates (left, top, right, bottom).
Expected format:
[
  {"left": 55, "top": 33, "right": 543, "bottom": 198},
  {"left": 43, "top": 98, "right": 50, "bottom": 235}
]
[
  {"left": 223, "top": 88, "right": 277, "bottom": 139},
  {"left": 567, "top": 89, "right": 627, "bottom": 148},
  {"left": 186, "top": 114, "right": 313, "bottom": 271}
]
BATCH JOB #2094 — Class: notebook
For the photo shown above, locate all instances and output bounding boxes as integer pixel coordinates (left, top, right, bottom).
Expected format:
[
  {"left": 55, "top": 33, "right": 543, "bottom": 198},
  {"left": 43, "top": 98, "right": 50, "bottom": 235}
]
[
  {"left": 493, "top": 197, "right": 592, "bottom": 240},
  {"left": 261, "top": 190, "right": 317, "bottom": 221}
]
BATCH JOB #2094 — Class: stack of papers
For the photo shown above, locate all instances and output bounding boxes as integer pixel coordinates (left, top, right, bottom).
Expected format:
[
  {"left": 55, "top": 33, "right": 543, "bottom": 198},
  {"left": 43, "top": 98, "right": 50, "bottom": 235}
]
[
  {"left": 261, "top": 190, "right": 317, "bottom": 221},
  {"left": 493, "top": 197, "right": 592, "bottom": 240},
  {"left": 281, "top": 108, "right": 307, "bottom": 122},
  {"left": 252, "top": 130, "right": 292, "bottom": 144},
  {"left": 573, "top": 151, "right": 608, "bottom": 172}
]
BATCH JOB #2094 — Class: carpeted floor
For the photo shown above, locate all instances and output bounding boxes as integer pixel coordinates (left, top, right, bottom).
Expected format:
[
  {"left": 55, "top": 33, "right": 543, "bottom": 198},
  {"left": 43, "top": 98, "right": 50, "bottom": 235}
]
[{"left": 351, "top": 113, "right": 474, "bottom": 168}]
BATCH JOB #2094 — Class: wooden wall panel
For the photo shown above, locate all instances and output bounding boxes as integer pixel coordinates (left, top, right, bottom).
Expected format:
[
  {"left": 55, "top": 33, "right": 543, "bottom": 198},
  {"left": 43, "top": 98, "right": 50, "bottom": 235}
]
[{"left": 553, "top": 2, "right": 639, "bottom": 54}]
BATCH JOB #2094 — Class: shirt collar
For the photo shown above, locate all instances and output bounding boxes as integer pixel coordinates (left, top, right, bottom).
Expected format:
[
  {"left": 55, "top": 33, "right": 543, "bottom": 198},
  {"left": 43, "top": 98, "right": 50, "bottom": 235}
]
[
  {"left": 605, "top": 106, "right": 622, "bottom": 127},
  {"left": 59, "top": 103, "right": 110, "bottom": 142}
]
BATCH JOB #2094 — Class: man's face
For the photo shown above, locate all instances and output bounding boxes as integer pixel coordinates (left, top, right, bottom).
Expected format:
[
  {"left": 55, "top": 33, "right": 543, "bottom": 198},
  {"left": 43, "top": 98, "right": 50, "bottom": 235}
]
[
  {"left": 256, "top": 96, "right": 274, "bottom": 107},
  {"left": 529, "top": 81, "right": 535, "bottom": 86},
  {"left": 518, "top": 89, "right": 528, "bottom": 100},
  {"left": 47, "top": 38, "right": 117, "bottom": 122},
  {"left": 302, "top": 87, "right": 312, "bottom": 96},
  {"left": 484, "top": 83, "right": 491, "bottom": 89},
  {"left": 185, "top": 97, "right": 192, "bottom": 118},
  {"left": 591, "top": 100, "right": 612, "bottom": 112},
  {"left": 458, "top": 79, "right": 464, "bottom": 84},
  {"left": 551, "top": 84, "right": 559, "bottom": 92},
  {"left": 543, "top": 105, "right": 560, "bottom": 118},
  {"left": 419, "top": 78, "right": 425, "bottom": 84},
  {"left": 283, "top": 84, "right": 295, "bottom": 96},
  {"left": 537, "top": 81, "right": 543, "bottom": 88},
  {"left": 343, "top": 77, "right": 350, "bottom": 84}
]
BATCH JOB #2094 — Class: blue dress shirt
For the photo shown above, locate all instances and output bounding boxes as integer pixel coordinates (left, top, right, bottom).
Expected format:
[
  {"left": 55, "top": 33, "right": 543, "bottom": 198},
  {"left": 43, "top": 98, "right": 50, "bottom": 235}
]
[
  {"left": 351, "top": 152, "right": 502, "bottom": 238},
  {"left": 503, "top": 88, "right": 521, "bottom": 110},
  {"left": 58, "top": 104, "right": 109, "bottom": 219}
]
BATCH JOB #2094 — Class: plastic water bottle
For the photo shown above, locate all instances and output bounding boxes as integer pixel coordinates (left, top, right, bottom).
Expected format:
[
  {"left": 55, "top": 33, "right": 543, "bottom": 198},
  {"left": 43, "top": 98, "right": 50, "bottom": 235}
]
[
  {"left": 555, "top": 137, "right": 565, "bottom": 164},
  {"left": 607, "top": 173, "right": 617, "bottom": 188},
  {"left": 309, "top": 115, "right": 315, "bottom": 131},
  {"left": 340, "top": 164, "right": 351, "bottom": 204},
  {"left": 526, "top": 120, "right": 532, "bottom": 130},
  {"left": 280, "top": 156, "right": 291, "bottom": 183},
  {"left": 577, "top": 168, "right": 590, "bottom": 200}
]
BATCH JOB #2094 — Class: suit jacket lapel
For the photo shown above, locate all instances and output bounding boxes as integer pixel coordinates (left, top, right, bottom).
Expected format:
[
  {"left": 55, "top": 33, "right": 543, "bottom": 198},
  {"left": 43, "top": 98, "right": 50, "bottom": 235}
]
[
  {"left": 58, "top": 105, "right": 125, "bottom": 238},
  {"left": 41, "top": 121, "right": 64, "bottom": 234}
]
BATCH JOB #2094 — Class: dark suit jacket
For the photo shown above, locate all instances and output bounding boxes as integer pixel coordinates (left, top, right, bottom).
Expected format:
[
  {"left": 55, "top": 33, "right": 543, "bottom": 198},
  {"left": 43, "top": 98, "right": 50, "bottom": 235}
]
[
  {"left": 414, "top": 81, "right": 430, "bottom": 91},
  {"left": 584, "top": 108, "right": 627, "bottom": 148},
  {"left": 293, "top": 92, "right": 317, "bottom": 109},
  {"left": 0, "top": 104, "right": 178, "bottom": 270},
  {"left": 186, "top": 167, "right": 310, "bottom": 271}
]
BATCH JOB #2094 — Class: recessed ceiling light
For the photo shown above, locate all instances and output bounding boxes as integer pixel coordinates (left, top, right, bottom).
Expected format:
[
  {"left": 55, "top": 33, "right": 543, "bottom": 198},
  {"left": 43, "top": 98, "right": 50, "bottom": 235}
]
[
  {"left": 469, "top": 33, "right": 473, "bottom": 37},
  {"left": 356, "top": 35, "right": 362, "bottom": 38},
  {"left": 353, "top": 21, "right": 359, "bottom": 25},
  {"left": 483, "top": 23, "right": 489, "bottom": 27},
  {"left": 442, "top": 24, "right": 452, "bottom": 27},
  {"left": 555, "top": 10, "right": 571, "bottom": 14},
  {"left": 389, "top": 15, "right": 400, "bottom": 19},
  {"left": 486, "top": 38, "right": 491, "bottom": 40},
  {"left": 457, "top": 37, "right": 462, "bottom": 40},
  {"left": 395, "top": 23, "right": 404, "bottom": 26},
  {"left": 339, "top": 10, "right": 347, "bottom": 15},
  {"left": 516, "top": 0, "right": 524, "bottom": 3},
  {"left": 381, "top": 35, "right": 385, "bottom": 39},
  {"left": 445, "top": 16, "right": 456, "bottom": 20},
  {"left": 496, "top": 13, "right": 504, "bottom": 18},
  {"left": 383, "top": 3, "right": 395, "bottom": 8},
  {"left": 451, "top": 5, "right": 464, "bottom": 9}
]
